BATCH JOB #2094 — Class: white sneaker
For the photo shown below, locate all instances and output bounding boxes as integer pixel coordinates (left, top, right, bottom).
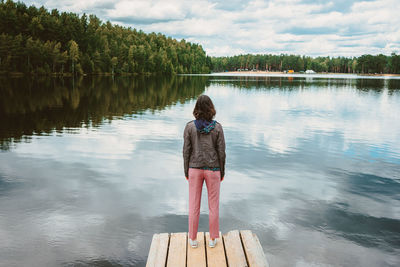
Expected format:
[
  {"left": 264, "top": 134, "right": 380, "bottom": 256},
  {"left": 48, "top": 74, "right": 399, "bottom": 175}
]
[
  {"left": 209, "top": 238, "right": 217, "bottom": 248},
  {"left": 189, "top": 239, "right": 198, "bottom": 248}
]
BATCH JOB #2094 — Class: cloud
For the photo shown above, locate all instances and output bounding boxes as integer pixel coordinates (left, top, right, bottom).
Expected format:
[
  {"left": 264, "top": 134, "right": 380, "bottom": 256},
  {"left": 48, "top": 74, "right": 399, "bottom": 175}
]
[
  {"left": 21, "top": 0, "right": 400, "bottom": 57},
  {"left": 107, "top": 0, "right": 187, "bottom": 24}
]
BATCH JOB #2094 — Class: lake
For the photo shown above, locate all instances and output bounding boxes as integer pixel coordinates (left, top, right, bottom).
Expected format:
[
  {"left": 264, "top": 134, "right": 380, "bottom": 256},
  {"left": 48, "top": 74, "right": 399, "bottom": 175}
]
[{"left": 0, "top": 75, "right": 399, "bottom": 267}]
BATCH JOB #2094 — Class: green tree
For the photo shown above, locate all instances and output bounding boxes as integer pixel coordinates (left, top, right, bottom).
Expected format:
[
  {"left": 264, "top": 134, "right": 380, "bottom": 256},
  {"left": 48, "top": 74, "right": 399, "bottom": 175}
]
[
  {"left": 68, "top": 40, "right": 79, "bottom": 75},
  {"left": 111, "top": 56, "right": 117, "bottom": 75}
]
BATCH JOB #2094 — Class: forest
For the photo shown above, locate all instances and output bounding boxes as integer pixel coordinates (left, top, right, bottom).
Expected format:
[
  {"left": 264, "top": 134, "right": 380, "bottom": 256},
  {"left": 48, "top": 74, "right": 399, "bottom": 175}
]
[
  {"left": 212, "top": 53, "right": 400, "bottom": 74},
  {"left": 1, "top": 0, "right": 400, "bottom": 76},
  {"left": 0, "top": 0, "right": 212, "bottom": 75}
]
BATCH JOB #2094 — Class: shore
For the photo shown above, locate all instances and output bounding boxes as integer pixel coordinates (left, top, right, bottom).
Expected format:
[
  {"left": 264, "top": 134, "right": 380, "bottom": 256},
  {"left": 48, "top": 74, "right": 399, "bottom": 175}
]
[
  {"left": 0, "top": 72, "right": 156, "bottom": 77},
  {"left": 218, "top": 71, "right": 400, "bottom": 77}
]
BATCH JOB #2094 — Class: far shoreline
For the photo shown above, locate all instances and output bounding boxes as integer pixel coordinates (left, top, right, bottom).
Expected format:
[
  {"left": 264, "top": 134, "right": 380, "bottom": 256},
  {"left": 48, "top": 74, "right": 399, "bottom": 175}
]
[
  {"left": 216, "top": 71, "right": 400, "bottom": 77},
  {"left": 2, "top": 71, "right": 400, "bottom": 79}
]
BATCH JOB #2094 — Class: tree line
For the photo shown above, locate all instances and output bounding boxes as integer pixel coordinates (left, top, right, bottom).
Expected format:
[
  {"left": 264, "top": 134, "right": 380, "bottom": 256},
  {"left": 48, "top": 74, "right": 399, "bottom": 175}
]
[
  {"left": 0, "top": 0, "right": 212, "bottom": 75},
  {"left": 212, "top": 53, "right": 400, "bottom": 74}
]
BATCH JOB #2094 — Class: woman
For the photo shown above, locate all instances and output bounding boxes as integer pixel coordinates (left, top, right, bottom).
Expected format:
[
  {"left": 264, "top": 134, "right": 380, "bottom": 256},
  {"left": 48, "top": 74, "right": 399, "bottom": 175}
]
[{"left": 183, "top": 95, "right": 226, "bottom": 248}]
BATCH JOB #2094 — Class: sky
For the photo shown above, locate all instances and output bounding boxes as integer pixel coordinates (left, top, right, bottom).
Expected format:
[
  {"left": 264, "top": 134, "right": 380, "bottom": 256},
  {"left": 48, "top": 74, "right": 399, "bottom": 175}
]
[{"left": 22, "top": 0, "right": 400, "bottom": 57}]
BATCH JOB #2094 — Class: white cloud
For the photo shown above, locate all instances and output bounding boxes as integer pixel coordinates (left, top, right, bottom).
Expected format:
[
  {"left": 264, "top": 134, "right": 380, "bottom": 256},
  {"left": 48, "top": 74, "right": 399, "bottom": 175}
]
[
  {"left": 108, "top": 0, "right": 186, "bottom": 22},
  {"left": 22, "top": 0, "right": 400, "bottom": 56}
]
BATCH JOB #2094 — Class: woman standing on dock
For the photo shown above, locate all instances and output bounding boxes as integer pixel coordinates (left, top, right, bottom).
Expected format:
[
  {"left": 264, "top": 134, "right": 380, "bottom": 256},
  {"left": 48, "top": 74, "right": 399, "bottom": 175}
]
[{"left": 183, "top": 95, "right": 226, "bottom": 248}]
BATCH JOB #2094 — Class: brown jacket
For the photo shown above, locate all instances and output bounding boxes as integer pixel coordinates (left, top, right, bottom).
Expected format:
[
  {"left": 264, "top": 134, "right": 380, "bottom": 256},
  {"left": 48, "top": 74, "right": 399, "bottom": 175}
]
[{"left": 183, "top": 120, "right": 226, "bottom": 178}]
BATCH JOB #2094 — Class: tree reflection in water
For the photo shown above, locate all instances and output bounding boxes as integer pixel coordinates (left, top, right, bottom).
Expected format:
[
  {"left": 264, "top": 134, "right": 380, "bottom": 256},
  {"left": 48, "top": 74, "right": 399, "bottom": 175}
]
[{"left": 0, "top": 75, "right": 209, "bottom": 150}]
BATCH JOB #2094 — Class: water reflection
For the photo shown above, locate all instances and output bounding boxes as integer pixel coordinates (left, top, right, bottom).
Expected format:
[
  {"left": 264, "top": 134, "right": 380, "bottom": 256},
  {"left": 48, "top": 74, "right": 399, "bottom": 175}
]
[
  {"left": 0, "top": 75, "right": 209, "bottom": 150},
  {"left": 0, "top": 76, "right": 399, "bottom": 267},
  {"left": 209, "top": 76, "right": 400, "bottom": 94}
]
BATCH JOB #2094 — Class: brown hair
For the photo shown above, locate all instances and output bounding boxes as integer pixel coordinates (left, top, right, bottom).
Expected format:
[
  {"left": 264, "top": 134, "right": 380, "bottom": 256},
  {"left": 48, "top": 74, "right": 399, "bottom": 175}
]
[{"left": 193, "top": 95, "right": 216, "bottom": 121}]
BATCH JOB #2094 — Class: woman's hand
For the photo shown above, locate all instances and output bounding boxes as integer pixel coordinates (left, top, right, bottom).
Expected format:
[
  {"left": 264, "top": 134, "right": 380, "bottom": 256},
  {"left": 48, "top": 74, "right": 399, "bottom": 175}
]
[
  {"left": 186, "top": 177, "right": 189, "bottom": 181},
  {"left": 221, "top": 176, "right": 224, "bottom": 182}
]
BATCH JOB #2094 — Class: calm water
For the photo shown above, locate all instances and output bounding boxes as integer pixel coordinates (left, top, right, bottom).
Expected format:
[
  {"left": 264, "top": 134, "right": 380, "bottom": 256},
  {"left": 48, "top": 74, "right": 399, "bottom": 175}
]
[{"left": 0, "top": 75, "right": 399, "bottom": 267}]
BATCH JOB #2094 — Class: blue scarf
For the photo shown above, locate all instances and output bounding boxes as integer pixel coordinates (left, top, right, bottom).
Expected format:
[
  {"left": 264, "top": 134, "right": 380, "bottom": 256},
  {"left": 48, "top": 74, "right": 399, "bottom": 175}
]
[{"left": 194, "top": 119, "right": 216, "bottom": 134}]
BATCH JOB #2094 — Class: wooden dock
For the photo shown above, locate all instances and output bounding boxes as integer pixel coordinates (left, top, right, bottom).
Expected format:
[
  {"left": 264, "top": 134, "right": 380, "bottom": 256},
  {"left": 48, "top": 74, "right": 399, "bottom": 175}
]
[{"left": 146, "top": 230, "right": 269, "bottom": 267}]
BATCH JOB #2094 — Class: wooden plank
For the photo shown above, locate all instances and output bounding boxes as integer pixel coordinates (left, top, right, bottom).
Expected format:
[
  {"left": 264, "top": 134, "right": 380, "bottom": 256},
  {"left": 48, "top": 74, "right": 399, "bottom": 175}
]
[
  {"left": 146, "top": 233, "right": 169, "bottom": 267},
  {"left": 240, "top": 230, "right": 269, "bottom": 267},
  {"left": 223, "top": 230, "right": 248, "bottom": 267},
  {"left": 205, "top": 232, "right": 227, "bottom": 267},
  {"left": 146, "top": 234, "right": 160, "bottom": 267},
  {"left": 167, "top": 232, "right": 187, "bottom": 267},
  {"left": 187, "top": 232, "right": 206, "bottom": 267}
]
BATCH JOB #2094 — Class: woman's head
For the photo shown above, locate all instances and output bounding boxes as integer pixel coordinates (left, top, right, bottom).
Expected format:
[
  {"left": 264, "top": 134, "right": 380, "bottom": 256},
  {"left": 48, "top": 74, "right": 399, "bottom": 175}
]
[{"left": 193, "top": 95, "right": 216, "bottom": 121}]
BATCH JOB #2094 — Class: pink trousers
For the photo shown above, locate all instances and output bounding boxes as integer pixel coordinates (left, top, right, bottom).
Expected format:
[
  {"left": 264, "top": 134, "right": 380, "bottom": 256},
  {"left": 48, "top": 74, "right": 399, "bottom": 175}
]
[{"left": 188, "top": 168, "right": 221, "bottom": 240}]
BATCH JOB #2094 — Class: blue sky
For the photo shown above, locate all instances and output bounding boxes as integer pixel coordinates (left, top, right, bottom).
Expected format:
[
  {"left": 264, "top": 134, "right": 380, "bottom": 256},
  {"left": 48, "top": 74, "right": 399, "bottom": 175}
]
[{"left": 23, "top": 0, "right": 400, "bottom": 57}]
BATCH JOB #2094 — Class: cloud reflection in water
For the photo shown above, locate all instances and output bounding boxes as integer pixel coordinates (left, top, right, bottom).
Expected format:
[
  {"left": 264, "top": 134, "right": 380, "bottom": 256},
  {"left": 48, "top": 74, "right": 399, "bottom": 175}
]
[{"left": 0, "top": 76, "right": 399, "bottom": 266}]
